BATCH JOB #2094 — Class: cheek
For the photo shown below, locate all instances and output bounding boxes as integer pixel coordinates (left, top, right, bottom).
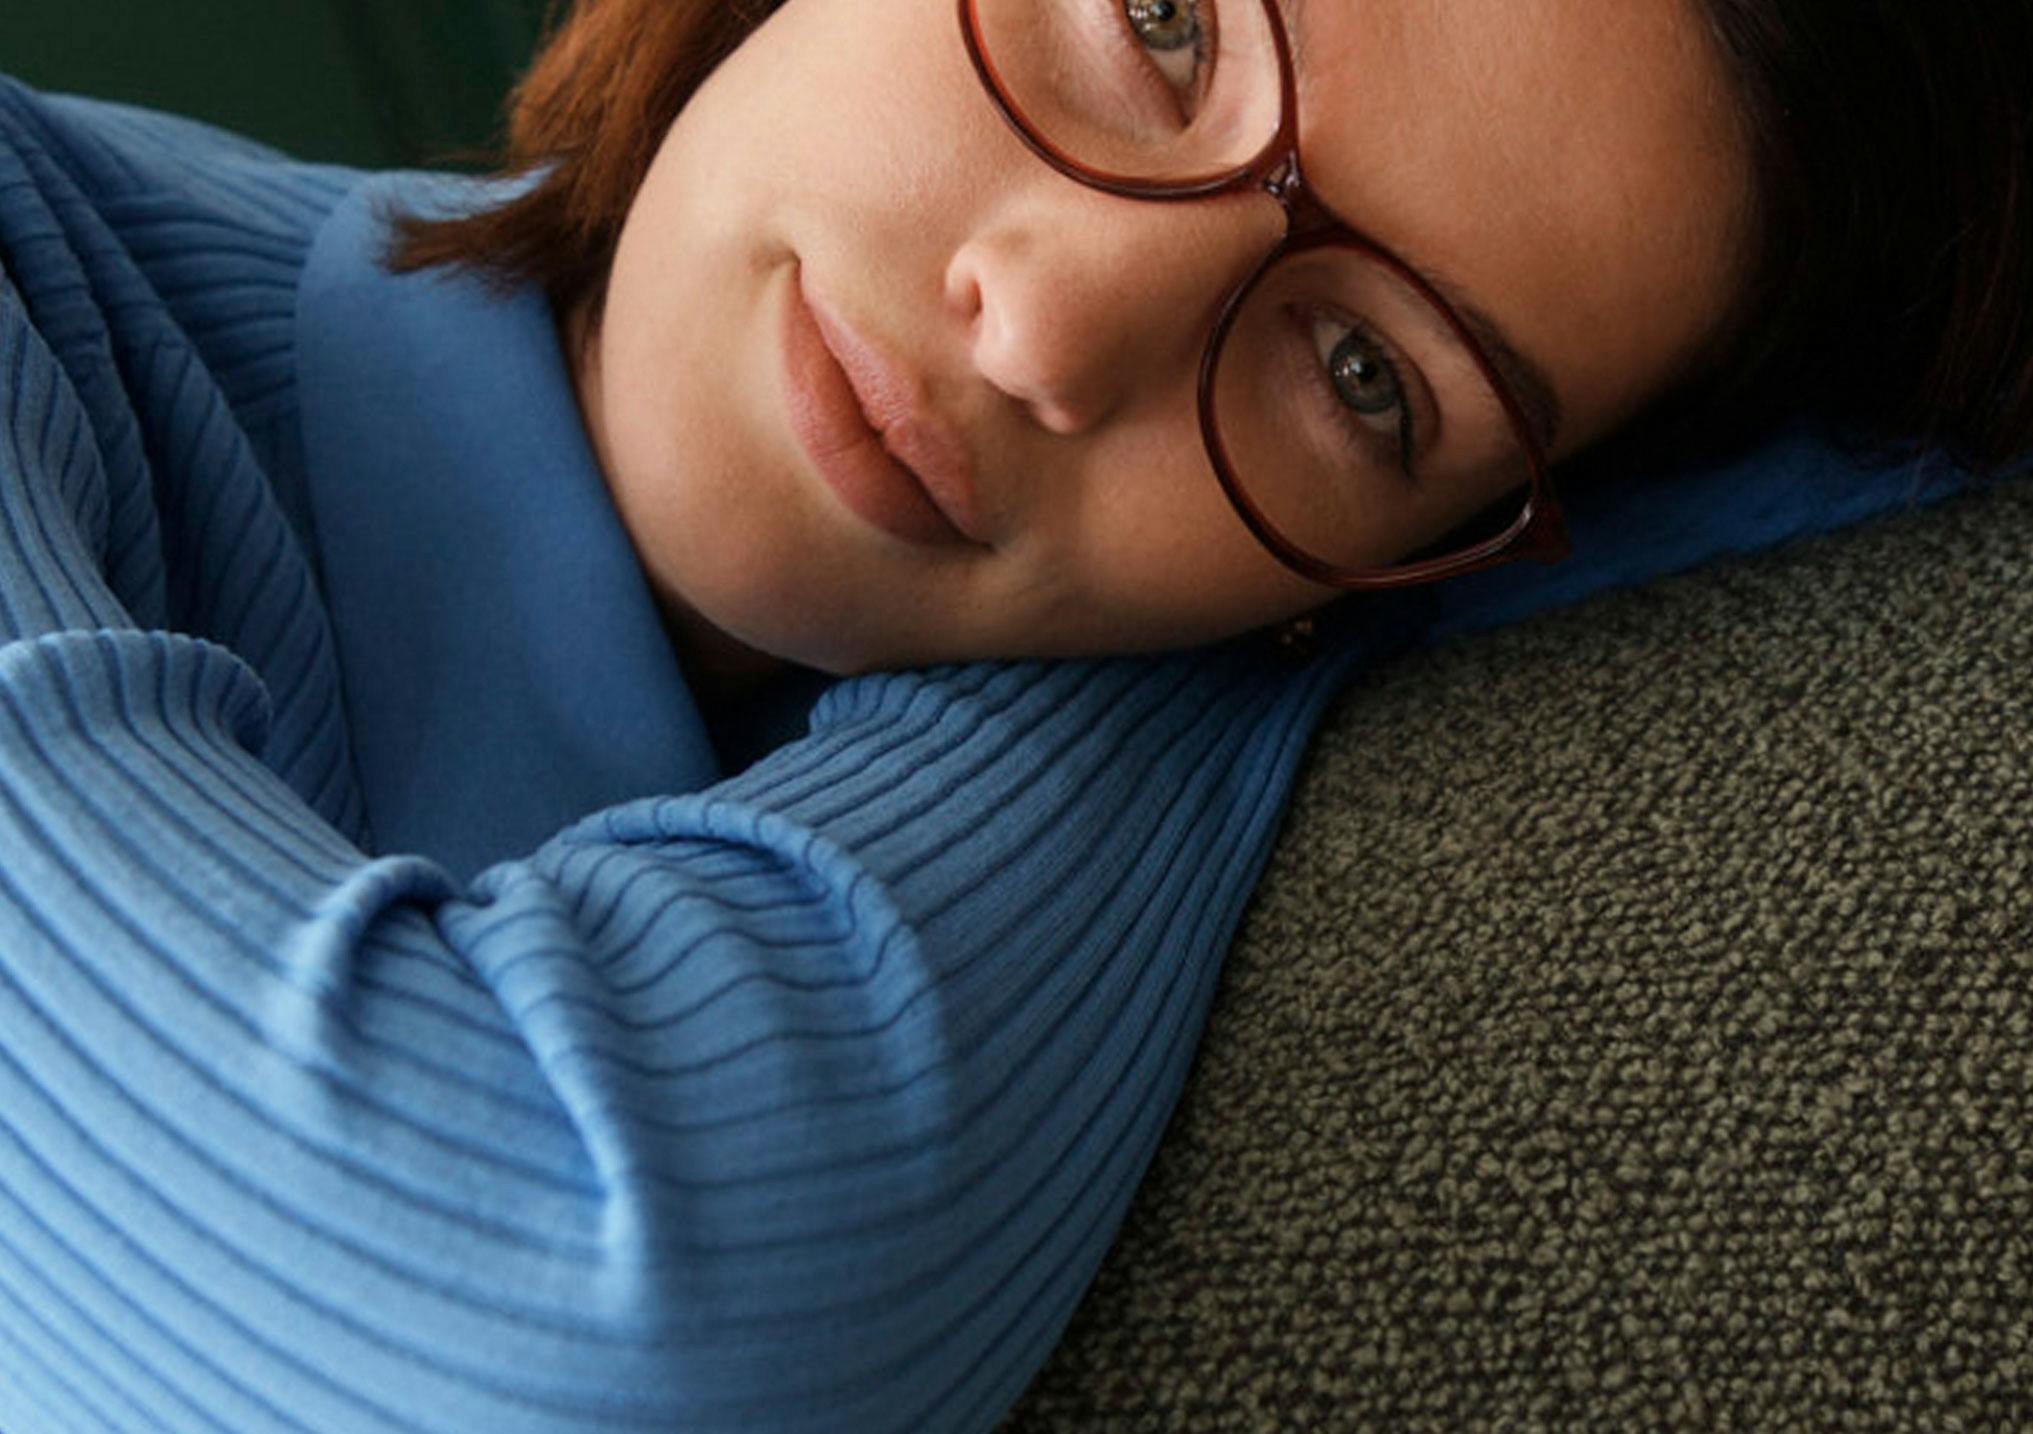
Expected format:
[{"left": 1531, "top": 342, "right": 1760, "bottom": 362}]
[
  {"left": 1047, "top": 440, "right": 1332, "bottom": 647},
  {"left": 584, "top": 278, "right": 816, "bottom": 650}
]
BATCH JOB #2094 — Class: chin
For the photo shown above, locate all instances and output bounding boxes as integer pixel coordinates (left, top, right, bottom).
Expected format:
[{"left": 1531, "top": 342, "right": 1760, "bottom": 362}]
[{"left": 679, "top": 579, "right": 912, "bottom": 678}]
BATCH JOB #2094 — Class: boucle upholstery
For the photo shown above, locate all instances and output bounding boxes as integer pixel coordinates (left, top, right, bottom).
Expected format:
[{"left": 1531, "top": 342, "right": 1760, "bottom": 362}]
[{"left": 1005, "top": 475, "right": 2033, "bottom": 1431}]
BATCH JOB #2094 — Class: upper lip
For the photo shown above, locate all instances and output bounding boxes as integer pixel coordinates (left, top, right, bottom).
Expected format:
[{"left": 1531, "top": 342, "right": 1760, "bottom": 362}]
[{"left": 799, "top": 274, "right": 990, "bottom": 546}]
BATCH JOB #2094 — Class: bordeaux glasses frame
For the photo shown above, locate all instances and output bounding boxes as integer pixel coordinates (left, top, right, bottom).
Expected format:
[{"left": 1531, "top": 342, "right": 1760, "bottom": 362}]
[{"left": 958, "top": 0, "right": 1570, "bottom": 589}]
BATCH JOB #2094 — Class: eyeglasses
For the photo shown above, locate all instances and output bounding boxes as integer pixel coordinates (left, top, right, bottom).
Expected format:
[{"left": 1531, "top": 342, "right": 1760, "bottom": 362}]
[{"left": 959, "top": 0, "right": 1568, "bottom": 588}]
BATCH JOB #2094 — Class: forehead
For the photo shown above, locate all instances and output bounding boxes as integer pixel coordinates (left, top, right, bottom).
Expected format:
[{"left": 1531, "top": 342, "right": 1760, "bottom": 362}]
[{"left": 1284, "top": 0, "right": 1750, "bottom": 456}]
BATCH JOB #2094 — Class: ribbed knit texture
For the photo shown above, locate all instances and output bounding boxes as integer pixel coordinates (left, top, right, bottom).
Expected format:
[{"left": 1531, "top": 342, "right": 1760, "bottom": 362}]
[{"left": 0, "top": 78, "right": 1379, "bottom": 1433}]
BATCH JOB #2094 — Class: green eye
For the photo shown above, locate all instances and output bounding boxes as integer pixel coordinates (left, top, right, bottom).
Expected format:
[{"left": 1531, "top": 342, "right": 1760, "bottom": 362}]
[
  {"left": 1125, "top": 0, "right": 1200, "bottom": 53},
  {"left": 1305, "top": 313, "right": 1419, "bottom": 474},
  {"left": 1328, "top": 331, "right": 1404, "bottom": 417}
]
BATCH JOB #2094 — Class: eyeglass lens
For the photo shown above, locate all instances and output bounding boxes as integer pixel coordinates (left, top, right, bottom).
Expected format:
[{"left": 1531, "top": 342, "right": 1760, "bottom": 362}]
[{"left": 968, "top": 0, "right": 1536, "bottom": 577}]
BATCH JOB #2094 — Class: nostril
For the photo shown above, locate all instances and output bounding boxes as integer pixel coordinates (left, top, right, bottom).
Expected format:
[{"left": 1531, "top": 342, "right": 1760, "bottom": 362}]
[
  {"left": 969, "top": 295, "right": 1116, "bottom": 435},
  {"left": 948, "top": 233, "right": 1131, "bottom": 435},
  {"left": 1028, "top": 396, "right": 1099, "bottom": 437},
  {"left": 943, "top": 254, "right": 985, "bottom": 325}
]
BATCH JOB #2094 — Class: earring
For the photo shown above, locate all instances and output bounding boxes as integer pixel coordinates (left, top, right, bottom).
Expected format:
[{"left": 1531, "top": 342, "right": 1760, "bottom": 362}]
[{"left": 1268, "top": 615, "right": 1317, "bottom": 663}]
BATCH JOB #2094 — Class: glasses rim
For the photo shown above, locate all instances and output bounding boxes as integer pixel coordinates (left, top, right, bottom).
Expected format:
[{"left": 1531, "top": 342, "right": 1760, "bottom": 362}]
[{"left": 958, "top": 0, "right": 1570, "bottom": 591}]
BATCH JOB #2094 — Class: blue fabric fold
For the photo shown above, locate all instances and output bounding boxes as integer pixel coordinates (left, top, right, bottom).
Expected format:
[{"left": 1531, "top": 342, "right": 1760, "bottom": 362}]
[
  {"left": 295, "top": 173, "right": 720, "bottom": 878},
  {"left": 1427, "top": 425, "right": 2002, "bottom": 642}
]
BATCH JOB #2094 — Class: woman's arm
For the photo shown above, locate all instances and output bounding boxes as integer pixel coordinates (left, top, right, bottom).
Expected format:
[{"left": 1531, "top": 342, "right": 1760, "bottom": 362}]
[{"left": 0, "top": 620, "right": 1361, "bottom": 1434}]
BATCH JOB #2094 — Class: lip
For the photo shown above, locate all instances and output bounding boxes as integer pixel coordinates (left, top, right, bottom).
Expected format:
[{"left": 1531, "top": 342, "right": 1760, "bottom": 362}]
[{"left": 779, "top": 267, "right": 988, "bottom": 548}]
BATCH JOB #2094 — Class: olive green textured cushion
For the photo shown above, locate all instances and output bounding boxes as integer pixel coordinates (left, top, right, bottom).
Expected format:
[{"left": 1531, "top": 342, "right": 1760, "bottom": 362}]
[{"left": 1003, "top": 475, "right": 2033, "bottom": 1431}]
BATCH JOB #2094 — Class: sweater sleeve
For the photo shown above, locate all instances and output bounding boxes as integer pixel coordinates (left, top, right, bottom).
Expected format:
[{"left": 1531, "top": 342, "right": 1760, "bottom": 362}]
[{"left": 0, "top": 172, "right": 1391, "bottom": 1434}]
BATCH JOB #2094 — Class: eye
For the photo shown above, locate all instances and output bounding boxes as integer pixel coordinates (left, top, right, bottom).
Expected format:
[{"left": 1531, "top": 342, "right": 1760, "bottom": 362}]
[
  {"left": 1121, "top": 0, "right": 1213, "bottom": 118},
  {"left": 1308, "top": 314, "right": 1420, "bottom": 474}
]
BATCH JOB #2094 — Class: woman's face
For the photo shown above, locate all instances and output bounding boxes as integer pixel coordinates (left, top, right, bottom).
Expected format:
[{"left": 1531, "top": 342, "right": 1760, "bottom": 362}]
[{"left": 571, "top": 0, "right": 1749, "bottom": 674}]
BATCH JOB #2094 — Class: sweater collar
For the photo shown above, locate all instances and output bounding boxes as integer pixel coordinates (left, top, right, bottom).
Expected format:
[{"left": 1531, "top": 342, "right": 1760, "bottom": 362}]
[{"left": 295, "top": 172, "right": 719, "bottom": 880}]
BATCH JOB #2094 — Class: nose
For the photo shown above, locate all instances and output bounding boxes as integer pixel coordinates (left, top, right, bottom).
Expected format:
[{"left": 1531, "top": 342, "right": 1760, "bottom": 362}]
[{"left": 943, "top": 180, "right": 1284, "bottom": 436}]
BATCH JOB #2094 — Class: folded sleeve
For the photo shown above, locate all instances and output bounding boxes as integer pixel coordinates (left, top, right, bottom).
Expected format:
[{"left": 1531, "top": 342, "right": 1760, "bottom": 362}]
[{"left": 0, "top": 263, "right": 1384, "bottom": 1432}]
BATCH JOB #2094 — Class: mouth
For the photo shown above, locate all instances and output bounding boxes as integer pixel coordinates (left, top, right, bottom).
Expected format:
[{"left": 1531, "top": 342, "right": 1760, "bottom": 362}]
[{"left": 779, "top": 265, "right": 989, "bottom": 549}]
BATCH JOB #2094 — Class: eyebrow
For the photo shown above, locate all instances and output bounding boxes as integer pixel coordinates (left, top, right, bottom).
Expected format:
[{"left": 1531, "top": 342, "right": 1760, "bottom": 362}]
[
  {"left": 1265, "top": 0, "right": 1567, "bottom": 457},
  {"left": 1421, "top": 268, "right": 1566, "bottom": 456}
]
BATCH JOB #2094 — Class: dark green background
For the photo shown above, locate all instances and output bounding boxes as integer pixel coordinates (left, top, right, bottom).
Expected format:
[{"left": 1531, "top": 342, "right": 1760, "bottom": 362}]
[{"left": 1, "top": 0, "right": 549, "bottom": 168}]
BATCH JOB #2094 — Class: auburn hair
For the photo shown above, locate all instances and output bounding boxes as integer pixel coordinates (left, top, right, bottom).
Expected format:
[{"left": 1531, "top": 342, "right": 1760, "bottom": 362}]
[
  {"left": 385, "top": 0, "right": 786, "bottom": 327},
  {"left": 388, "top": 0, "right": 2033, "bottom": 474}
]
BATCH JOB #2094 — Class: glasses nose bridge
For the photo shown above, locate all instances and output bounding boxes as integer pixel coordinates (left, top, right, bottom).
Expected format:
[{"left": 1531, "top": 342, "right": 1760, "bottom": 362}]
[
  {"left": 1249, "top": 148, "right": 1341, "bottom": 244},
  {"left": 1129, "top": 147, "right": 1337, "bottom": 275},
  {"left": 1101, "top": 147, "right": 1318, "bottom": 304}
]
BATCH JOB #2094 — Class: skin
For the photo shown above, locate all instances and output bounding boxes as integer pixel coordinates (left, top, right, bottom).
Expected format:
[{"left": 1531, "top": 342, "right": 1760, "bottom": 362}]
[{"left": 565, "top": 0, "right": 1750, "bottom": 692}]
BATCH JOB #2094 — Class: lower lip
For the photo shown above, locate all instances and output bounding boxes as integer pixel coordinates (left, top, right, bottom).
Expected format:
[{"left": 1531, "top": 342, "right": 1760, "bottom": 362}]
[{"left": 779, "top": 270, "right": 970, "bottom": 548}]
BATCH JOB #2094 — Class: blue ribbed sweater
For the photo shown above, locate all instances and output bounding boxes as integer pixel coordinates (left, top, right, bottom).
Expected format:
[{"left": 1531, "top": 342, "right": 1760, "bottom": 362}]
[
  {"left": 0, "top": 78, "right": 1400, "bottom": 1434},
  {"left": 0, "top": 75, "right": 1988, "bottom": 1434}
]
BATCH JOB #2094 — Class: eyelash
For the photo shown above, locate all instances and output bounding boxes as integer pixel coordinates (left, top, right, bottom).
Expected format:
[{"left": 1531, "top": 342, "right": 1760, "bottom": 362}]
[
  {"left": 1104, "top": 2, "right": 1423, "bottom": 479},
  {"left": 1303, "top": 309, "right": 1421, "bottom": 480},
  {"left": 1111, "top": 0, "right": 1216, "bottom": 125}
]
